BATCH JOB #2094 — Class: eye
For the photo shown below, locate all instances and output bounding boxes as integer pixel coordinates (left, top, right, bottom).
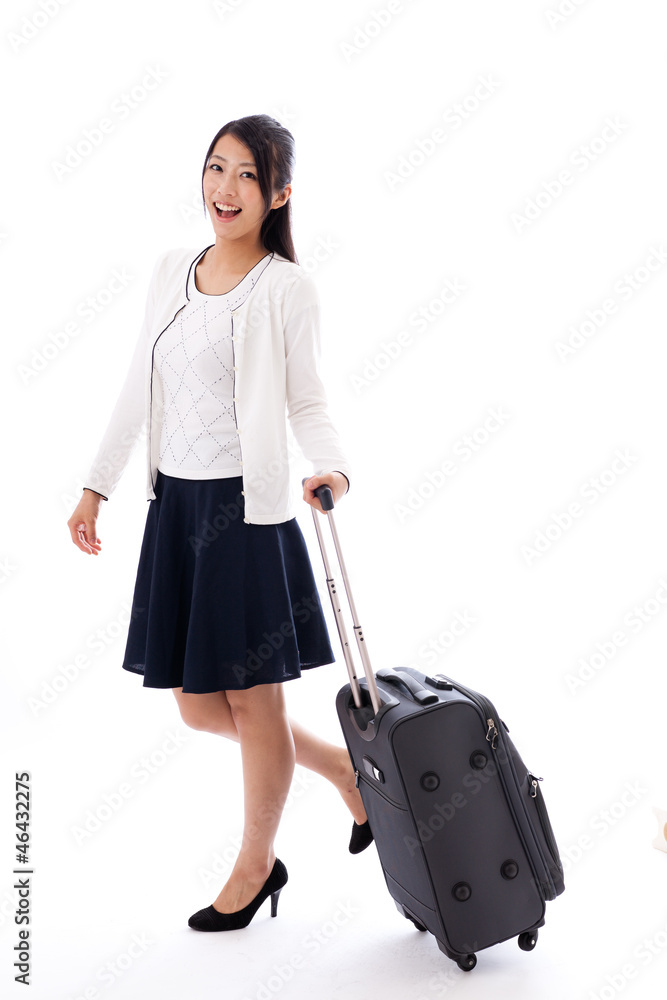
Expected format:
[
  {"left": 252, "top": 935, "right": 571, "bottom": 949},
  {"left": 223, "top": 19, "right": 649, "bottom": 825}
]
[
  {"left": 209, "top": 163, "right": 221, "bottom": 171},
  {"left": 242, "top": 171, "right": 256, "bottom": 179}
]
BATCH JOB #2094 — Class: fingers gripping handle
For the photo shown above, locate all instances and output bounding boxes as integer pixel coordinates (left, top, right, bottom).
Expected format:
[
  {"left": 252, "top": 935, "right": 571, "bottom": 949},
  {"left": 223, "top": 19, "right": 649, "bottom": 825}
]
[{"left": 303, "top": 479, "right": 383, "bottom": 716}]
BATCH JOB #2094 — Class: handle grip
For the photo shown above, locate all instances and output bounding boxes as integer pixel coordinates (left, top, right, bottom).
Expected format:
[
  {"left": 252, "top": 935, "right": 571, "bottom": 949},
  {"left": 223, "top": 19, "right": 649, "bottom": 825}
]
[{"left": 312, "top": 483, "right": 334, "bottom": 511}]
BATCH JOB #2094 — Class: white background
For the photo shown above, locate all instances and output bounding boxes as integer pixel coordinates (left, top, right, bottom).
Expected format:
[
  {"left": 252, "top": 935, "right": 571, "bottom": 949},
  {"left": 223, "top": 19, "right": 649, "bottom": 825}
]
[{"left": 2, "top": 1, "right": 666, "bottom": 998}]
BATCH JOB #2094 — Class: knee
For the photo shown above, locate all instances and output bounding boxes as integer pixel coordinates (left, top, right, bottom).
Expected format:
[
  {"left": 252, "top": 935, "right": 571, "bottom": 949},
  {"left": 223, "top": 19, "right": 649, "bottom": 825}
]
[
  {"left": 174, "top": 692, "right": 221, "bottom": 733},
  {"left": 225, "top": 690, "right": 253, "bottom": 728},
  {"left": 226, "top": 686, "right": 286, "bottom": 730},
  {"left": 177, "top": 702, "right": 212, "bottom": 732}
]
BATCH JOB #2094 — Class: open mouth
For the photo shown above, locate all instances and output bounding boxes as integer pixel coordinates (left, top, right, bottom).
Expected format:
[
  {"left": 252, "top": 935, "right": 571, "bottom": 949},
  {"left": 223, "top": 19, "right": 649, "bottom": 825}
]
[{"left": 214, "top": 202, "right": 242, "bottom": 219}]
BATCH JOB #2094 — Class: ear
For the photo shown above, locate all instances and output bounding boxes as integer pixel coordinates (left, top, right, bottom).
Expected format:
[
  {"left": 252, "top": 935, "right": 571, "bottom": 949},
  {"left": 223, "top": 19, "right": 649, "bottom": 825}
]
[{"left": 271, "top": 183, "right": 292, "bottom": 210}]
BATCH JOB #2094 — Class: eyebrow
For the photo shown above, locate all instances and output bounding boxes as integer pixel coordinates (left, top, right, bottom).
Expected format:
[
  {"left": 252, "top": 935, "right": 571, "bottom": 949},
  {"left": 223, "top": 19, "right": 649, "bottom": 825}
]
[{"left": 209, "top": 154, "right": 256, "bottom": 167}]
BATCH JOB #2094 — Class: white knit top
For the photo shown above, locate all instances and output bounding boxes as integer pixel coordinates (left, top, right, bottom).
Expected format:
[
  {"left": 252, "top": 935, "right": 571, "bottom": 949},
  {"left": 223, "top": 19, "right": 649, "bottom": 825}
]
[{"left": 154, "top": 253, "right": 273, "bottom": 479}]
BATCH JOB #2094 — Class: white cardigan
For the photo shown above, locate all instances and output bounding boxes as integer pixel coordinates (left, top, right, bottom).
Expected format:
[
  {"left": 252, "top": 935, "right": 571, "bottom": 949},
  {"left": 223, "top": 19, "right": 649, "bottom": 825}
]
[{"left": 83, "top": 246, "right": 351, "bottom": 524}]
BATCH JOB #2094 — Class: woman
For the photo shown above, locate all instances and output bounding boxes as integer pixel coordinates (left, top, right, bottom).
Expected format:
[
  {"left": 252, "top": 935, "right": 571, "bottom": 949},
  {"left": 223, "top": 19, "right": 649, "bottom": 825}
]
[{"left": 66, "top": 114, "right": 373, "bottom": 933}]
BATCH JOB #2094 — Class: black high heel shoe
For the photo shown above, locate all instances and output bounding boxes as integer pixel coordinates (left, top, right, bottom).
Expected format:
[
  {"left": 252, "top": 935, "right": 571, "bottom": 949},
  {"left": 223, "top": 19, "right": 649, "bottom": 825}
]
[
  {"left": 349, "top": 819, "right": 373, "bottom": 854},
  {"left": 188, "top": 858, "right": 288, "bottom": 932}
]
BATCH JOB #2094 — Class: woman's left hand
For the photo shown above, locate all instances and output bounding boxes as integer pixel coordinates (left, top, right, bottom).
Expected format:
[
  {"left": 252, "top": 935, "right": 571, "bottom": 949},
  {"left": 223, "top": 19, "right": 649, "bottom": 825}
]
[{"left": 303, "top": 472, "right": 348, "bottom": 512}]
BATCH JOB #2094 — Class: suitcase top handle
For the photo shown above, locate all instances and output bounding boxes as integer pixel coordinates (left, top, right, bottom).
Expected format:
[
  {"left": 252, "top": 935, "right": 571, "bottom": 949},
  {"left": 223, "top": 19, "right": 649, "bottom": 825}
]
[{"left": 376, "top": 667, "right": 440, "bottom": 706}]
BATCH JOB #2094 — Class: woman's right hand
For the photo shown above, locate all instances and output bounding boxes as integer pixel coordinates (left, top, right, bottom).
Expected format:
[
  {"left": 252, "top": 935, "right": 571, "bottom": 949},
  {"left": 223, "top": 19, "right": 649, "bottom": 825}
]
[{"left": 67, "top": 490, "right": 104, "bottom": 555}]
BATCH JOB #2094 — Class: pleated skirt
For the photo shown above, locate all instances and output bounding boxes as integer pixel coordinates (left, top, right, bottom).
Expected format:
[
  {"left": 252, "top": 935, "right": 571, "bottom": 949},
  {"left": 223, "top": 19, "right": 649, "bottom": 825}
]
[{"left": 121, "top": 470, "right": 336, "bottom": 693}]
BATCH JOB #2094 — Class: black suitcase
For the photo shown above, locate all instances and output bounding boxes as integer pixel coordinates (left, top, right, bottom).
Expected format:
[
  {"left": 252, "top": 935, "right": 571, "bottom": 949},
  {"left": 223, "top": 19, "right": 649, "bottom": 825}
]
[{"left": 305, "top": 481, "right": 565, "bottom": 972}]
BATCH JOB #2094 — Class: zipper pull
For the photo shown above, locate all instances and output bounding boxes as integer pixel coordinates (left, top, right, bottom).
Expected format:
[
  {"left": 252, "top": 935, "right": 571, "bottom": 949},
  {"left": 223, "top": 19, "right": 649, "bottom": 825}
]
[
  {"left": 354, "top": 769, "right": 360, "bottom": 789},
  {"left": 529, "top": 773, "right": 543, "bottom": 798},
  {"left": 485, "top": 718, "right": 499, "bottom": 750}
]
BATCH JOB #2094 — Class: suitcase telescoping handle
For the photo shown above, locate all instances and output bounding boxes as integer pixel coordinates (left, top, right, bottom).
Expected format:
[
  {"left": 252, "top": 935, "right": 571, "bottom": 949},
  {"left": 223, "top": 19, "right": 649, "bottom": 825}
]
[{"left": 303, "top": 479, "right": 383, "bottom": 715}]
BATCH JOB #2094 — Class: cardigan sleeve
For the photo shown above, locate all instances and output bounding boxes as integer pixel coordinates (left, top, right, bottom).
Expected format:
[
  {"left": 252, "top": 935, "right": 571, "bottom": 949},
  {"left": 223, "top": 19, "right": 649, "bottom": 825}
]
[
  {"left": 282, "top": 273, "right": 352, "bottom": 490},
  {"left": 82, "top": 251, "right": 167, "bottom": 500}
]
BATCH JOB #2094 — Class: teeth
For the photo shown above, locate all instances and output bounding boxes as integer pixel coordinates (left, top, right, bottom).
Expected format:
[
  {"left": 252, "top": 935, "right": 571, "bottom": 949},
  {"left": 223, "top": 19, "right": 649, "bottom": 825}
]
[{"left": 215, "top": 202, "right": 241, "bottom": 212}]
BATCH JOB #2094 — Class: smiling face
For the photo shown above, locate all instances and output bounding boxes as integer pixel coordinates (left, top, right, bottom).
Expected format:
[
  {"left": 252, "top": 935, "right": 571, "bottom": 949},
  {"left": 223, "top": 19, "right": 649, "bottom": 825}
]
[{"left": 202, "top": 132, "right": 291, "bottom": 250}]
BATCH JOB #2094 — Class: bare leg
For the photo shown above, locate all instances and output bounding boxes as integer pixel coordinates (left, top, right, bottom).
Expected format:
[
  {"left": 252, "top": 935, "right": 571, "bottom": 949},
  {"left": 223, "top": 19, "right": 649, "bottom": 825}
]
[
  {"left": 173, "top": 687, "right": 367, "bottom": 825},
  {"left": 208, "top": 683, "right": 294, "bottom": 913},
  {"left": 288, "top": 716, "right": 367, "bottom": 825}
]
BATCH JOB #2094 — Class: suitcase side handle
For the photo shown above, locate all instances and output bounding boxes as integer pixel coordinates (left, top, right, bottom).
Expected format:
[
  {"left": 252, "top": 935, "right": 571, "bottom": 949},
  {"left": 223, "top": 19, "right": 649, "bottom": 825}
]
[
  {"left": 303, "top": 478, "right": 383, "bottom": 716},
  {"left": 376, "top": 667, "right": 440, "bottom": 706}
]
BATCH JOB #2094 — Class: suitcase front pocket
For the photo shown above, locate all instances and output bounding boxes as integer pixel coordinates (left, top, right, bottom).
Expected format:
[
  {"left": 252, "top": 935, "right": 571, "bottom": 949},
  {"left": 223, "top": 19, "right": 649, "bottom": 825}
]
[
  {"left": 355, "top": 764, "right": 405, "bottom": 810},
  {"left": 356, "top": 767, "right": 438, "bottom": 909}
]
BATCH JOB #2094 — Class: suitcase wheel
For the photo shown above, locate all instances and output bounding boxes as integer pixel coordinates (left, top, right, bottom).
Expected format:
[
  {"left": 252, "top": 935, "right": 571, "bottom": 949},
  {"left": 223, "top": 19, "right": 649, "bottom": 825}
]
[
  {"left": 518, "top": 930, "right": 539, "bottom": 951},
  {"left": 399, "top": 905, "right": 428, "bottom": 933},
  {"left": 456, "top": 953, "right": 477, "bottom": 972}
]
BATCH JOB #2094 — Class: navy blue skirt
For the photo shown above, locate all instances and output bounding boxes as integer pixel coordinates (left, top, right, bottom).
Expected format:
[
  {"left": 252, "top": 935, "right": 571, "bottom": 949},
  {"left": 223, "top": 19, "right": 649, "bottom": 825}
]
[{"left": 121, "top": 470, "right": 336, "bottom": 693}]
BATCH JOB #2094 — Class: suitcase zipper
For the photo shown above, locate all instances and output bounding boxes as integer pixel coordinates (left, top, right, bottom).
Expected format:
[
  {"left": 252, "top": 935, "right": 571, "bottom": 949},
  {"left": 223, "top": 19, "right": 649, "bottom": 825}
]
[
  {"left": 435, "top": 674, "right": 559, "bottom": 899},
  {"left": 436, "top": 675, "right": 502, "bottom": 755},
  {"left": 354, "top": 768, "right": 407, "bottom": 811},
  {"left": 485, "top": 718, "right": 499, "bottom": 750},
  {"left": 528, "top": 773, "right": 562, "bottom": 866}
]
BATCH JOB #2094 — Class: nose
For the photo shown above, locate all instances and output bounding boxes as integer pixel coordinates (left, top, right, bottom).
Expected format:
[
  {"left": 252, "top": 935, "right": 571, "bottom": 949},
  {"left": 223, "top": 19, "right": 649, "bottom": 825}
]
[{"left": 216, "top": 178, "right": 237, "bottom": 199}]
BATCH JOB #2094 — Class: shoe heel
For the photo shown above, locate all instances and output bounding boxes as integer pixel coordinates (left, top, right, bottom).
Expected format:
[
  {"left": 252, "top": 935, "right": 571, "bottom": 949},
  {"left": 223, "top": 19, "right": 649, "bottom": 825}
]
[{"left": 270, "top": 888, "right": 283, "bottom": 918}]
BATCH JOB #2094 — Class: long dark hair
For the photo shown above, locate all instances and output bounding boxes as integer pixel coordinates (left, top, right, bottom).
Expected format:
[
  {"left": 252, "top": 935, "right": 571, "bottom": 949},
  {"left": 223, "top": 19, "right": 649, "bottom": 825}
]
[{"left": 201, "top": 114, "right": 298, "bottom": 264}]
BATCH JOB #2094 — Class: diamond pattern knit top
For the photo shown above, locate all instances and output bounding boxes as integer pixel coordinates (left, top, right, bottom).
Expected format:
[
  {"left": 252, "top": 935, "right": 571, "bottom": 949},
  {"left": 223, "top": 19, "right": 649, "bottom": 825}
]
[{"left": 153, "top": 253, "right": 272, "bottom": 480}]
